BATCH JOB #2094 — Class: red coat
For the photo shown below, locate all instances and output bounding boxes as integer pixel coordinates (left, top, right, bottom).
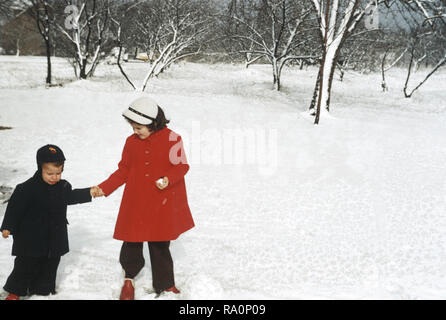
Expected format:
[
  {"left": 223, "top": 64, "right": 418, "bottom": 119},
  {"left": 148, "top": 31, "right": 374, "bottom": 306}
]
[{"left": 99, "top": 127, "right": 194, "bottom": 242}]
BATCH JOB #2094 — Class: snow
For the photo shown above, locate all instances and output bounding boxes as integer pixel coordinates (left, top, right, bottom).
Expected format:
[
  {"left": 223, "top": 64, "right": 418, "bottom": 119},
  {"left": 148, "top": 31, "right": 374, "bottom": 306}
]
[{"left": 1, "top": 56, "right": 446, "bottom": 300}]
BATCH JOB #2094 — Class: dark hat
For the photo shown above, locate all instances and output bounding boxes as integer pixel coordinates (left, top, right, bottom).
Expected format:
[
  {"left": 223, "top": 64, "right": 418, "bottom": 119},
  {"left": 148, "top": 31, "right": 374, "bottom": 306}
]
[{"left": 36, "top": 144, "right": 66, "bottom": 170}]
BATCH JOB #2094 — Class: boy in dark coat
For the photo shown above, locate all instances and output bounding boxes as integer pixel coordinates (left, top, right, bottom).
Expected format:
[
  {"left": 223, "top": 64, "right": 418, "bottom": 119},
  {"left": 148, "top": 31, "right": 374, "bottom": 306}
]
[{"left": 0, "top": 144, "right": 98, "bottom": 300}]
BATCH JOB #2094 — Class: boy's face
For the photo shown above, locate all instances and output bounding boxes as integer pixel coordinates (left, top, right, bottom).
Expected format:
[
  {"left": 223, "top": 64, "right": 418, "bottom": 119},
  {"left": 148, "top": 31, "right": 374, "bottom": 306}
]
[
  {"left": 131, "top": 122, "right": 152, "bottom": 140},
  {"left": 41, "top": 163, "right": 63, "bottom": 185}
]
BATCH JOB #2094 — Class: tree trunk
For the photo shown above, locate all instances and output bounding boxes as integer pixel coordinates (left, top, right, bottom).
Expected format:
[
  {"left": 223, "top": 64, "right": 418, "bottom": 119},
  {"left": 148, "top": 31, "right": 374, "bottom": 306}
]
[
  {"left": 245, "top": 52, "right": 251, "bottom": 69},
  {"left": 313, "top": 0, "right": 330, "bottom": 125},
  {"left": 404, "top": 52, "right": 446, "bottom": 98},
  {"left": 314, "top": 62, "right": 324, "bottom": 124},
  {"left": 318, "top": 49, "right": 336, "bottom": 114},
  {"left": 72, "top": 61, "right": 79, "bottom": 79},
  {"left": 117, "top": 44, "right": 136, "bottom": 90},
  {"left": 403, "top": 45, "right": 416, "bottom": 98},
  {"left": 45, "top": 39, "right": 52, "bottom": 85},
  {"left": 325, "top": 49, "right": 340, "bottom": 112},
  {"left": 337, "top": 63, "right": 344, "bottom": 81},
  {"left": 381, "top": 50, "right": 389, "bottom": 92},
  {"left": 272, "top": 59, "right": 281, "bottom": 91},
  {"left": 16, "top": 39, "right": 20, "bottom": 56},
  {"left": 309, "top": 70, "right": 320, "bottom": 114},
  {"left": 80, "top": 59, "right": 88, "bottom": 79}
]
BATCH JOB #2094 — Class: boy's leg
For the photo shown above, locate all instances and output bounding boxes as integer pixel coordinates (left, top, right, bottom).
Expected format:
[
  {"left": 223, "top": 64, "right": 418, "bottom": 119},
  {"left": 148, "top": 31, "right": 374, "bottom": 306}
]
[
  {"left": 119, "top": 242, "right": 145, "bottom": 279},
  {"left": 147, "top": 241, "right": 175, "bottom": 294},
  {"left": 3, "top": 256, "right": 41, "bottom": 296},
  {"left": 29, "top": 257, "right": 60, "bottom": 295}
]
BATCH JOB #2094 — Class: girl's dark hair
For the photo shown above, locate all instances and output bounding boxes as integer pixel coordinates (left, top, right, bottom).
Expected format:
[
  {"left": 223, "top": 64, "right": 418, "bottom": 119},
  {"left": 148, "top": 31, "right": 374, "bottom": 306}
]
[{"left": 124, "top": 106, "right": 170, "bottom": 132}]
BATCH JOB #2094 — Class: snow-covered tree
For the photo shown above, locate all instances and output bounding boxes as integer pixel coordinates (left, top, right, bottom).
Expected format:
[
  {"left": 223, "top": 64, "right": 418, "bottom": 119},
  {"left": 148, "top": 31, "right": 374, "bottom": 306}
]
[
  {"left": 138, "top": 0, "right": 212, "bottom": 91},
  {"left": 309, "top": 0, "right": 388, "bottom": 124},
  {"left": 400, "top": 0, "right": 446, "bottom": 97},
  {"left": 111, "top": 0, "right": 212, "bottom": 92},
  {"left": 109, "top": 0, "right": 144, "bottom": 90},
  {"left": 219, "top": 0, "right": 265, "bottom": 66},
  {"left": 56, "top": 0, "right": 111, "bottom": 79},
  {"left": 380, "top": 41, "right": 408, "bottom": 91},
  {"left": 224, "top": 0, "right": 316, "bottom": 91},
  {"left": 0, "top": 0, "right": 16, "bottom": 19},
  {"left": 402, "top": 0, "right": 446, "bottom": 23}
]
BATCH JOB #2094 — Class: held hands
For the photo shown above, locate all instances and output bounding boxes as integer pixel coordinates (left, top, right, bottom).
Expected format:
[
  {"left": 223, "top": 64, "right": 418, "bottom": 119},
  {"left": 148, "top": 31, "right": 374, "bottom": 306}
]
[
  {"left": 90, "top": 177, "right": 167, "bottom": 196},
  {"left": 90, "top": 186, "right": 105, "bottom": 198},
  {"left": 2, "top": 230, "right": 10, "bottom": 239},
  {"left": 156, "top": 177, "right": 169, "bottom": 190}
]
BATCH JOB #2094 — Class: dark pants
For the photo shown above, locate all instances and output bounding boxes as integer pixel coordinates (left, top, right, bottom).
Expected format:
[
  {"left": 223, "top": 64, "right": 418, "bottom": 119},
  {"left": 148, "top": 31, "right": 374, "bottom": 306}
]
[
  {"left": 3, "top": 256, "right": 61, "bottom": 297},
  {"left": 119, "top": 241, "right": 174, "bottom": 294}
]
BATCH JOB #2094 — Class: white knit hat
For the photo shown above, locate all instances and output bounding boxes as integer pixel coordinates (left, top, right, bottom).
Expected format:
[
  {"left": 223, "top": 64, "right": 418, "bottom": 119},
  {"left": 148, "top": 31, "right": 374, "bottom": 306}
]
[{"left": 122, "top": 96, "right": 159, "bottom": 125}]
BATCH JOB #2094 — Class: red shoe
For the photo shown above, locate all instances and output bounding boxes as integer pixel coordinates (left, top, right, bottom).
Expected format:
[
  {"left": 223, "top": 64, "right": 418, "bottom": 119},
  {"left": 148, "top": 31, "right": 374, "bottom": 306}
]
[
  {"left": 119, "top": 279, "right": 135, "bottom": 300},
  {"left": 154, "top": 285, "right": 181, "bottom": 298},
  {"left": 165, "top": 286, "right": 180, "bottom": 294},
  {"left": 5, "top": 293, "right": 20, "bottom": 300}
]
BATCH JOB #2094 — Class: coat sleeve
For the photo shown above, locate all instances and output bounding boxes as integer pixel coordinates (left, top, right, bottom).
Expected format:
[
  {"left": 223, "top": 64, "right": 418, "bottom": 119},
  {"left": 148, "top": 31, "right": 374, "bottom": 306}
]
[
  {"left": 164, "top": 134, "right": 190, "bottom": 187},
  {"left": 0, "top": 184, "right": 28, "bottom": 235},
  {"left": 68, "top": 187, "right": 92, "bottom": 205},
  {"left": 98, "top": 137, "right": 131, "bottom": 196},
  {"left": 63, "top": 181, "right": 92, "bottom": 205},
  {"left": 68, "top": 188, "right": 92, "bottom": 205}
]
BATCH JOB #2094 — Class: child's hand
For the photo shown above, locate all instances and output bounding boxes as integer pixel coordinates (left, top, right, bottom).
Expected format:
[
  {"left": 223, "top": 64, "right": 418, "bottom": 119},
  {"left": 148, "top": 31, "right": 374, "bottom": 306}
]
[
  {"left": 2, "top": 230, "right": 10, "bottom": 239},
  {"left": 156, "top": 177, "right": 169, "bottom": 190},
  {"left": 90, "top": 186, "right": 105, "bottom": 198}
]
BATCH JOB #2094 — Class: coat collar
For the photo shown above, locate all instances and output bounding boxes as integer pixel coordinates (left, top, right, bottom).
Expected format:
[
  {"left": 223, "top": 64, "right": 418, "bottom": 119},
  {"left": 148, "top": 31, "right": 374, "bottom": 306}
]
[
  {"left": 148, "top": 126, "right": 169, "bottom": 139},
  {"left": 32, "top": 170, "right": 61, "bottom": 188}
]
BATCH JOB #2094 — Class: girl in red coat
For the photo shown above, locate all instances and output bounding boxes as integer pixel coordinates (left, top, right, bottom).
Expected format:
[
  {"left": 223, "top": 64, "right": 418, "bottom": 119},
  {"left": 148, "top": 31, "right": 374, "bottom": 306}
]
[{"left": 95, "top": 96, "right": 194, "bottom": 300}]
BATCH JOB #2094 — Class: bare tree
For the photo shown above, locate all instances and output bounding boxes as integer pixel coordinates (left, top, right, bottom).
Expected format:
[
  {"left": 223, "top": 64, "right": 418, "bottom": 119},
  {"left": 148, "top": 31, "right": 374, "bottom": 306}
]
[
  {"left": 403, "top": 29, "right": 446, "bottom": 97},
  {"left": 403, "top": 0, "right": 446, "bottom": 24},
  {"left": 335, "top": 23, "right": 388, "bottom": 81},
  {"left": 219, "top": 0, "right": 265, "bottom": 66},
  {"left": 109, "top": 0, "right": 144, "bottom": 90},
  {"left": 0, "top": 0, "right": 18, "bottom": 19},
  {"left": 309, "top": 0, "right": 391, "bottom": 124},
  {"left": 111, "top": 0, "right": 212, "bottom": 92},
  {"left": 140, "top": 0, "right": 211, "bottom": 91},
  {"left": 56, "top": 0, "right": 111, "bottom": 79},
  {"left": 225, "top": 0, "right": 316, "bottom": 91},
  {"left": 400, "top": 0, "right": 446, "bottom": 97},
  {"left": 380, "top": 44, "right": 408, "bottom": 91},
  {"left": 29, "top": 0, "right": 55, "bottom": 85}
]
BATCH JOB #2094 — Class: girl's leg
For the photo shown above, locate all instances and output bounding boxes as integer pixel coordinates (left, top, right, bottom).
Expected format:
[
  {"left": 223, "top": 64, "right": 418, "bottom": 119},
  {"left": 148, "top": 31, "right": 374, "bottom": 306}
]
[
  {"left": 119, "top": 242, "right": 145, "bottom": 279},
  {"left": 147, "top": 241, "right": 174, "bottom": 294},
  {"left": 29, "top": 257, "right": 60, "bottom": 295}
]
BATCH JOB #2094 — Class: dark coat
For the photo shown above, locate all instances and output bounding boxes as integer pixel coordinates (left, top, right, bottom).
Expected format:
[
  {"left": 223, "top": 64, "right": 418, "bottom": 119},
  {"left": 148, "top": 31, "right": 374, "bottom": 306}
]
[{"left": 0, "top": 171, "right": 91, "bottom": 257}]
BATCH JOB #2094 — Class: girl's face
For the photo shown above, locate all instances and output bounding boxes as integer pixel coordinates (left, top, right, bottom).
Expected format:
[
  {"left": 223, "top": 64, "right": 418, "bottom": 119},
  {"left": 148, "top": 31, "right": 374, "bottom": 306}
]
[
  {"left": 131, "top": 122, "right": 152, "bottom": 140},
  {"left": 41, "top": 163, "right": 63, "bottom": 185}
]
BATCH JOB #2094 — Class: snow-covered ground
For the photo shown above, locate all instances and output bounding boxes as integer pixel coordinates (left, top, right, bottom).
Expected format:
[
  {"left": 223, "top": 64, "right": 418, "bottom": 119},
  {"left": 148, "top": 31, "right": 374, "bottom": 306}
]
[{"left": 0, "top": 56, "right": 446, "bottom": 300}]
